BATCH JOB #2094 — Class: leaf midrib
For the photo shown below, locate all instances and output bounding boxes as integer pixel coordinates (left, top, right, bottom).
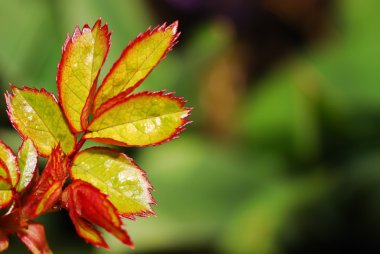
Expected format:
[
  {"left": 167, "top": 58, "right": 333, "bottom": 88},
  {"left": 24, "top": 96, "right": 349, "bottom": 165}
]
[
  {"left": 91, "top": 110, "right": 186, "bottom": 131},
  {"left": 99, "top": 31, "right": 172, "bottom": 107}
]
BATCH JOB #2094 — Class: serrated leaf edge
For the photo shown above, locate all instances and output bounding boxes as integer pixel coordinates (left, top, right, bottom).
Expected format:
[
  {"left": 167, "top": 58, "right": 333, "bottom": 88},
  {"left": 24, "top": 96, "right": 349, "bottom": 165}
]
[
  {"left": 57, "top": 18, "right": 112, "bottom": 133},
  {"left": 69, "top": 146, "right": 156, "bottom": 218},
  {"left": 0, "top": 139, "right": 19, "bottom": 187},
  {"left": 86, "top": 90, "right": 192, "bottom": 147},
  {"left": 5, "top": 85, "right": 77, "bottom": 157},
  {"left": 92, "top": 21, "right": 180, "bottom": 115}
]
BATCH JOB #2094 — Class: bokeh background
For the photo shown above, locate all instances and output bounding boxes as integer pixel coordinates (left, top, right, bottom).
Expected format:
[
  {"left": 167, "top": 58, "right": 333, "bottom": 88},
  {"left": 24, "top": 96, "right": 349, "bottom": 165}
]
[{"left": 1, "top": 0, "right": 380, "bottom": 253}]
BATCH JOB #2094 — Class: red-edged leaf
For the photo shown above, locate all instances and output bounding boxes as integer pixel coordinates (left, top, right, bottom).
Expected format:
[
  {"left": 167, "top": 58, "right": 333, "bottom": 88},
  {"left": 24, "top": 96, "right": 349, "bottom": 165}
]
[
  {"left": 0, "top": 141, "right": 18, "bottom": 208},
  {"left": 92, "top": 21, "right": 179, "bottom": 115},
  {"left": 70, "top": 147, "right": 155, "bottom": 218},
  {"left": 22, "top": 147, "right": 66, "bottom": 219},
  {"left": 17, "top": 222, "right": 52, "bottom": 254},
  {"left": 0, "top": 140, "right": 19, "bottom": 187},
  {"left": 5, "top": 86, "right": 76, "bottom": 157},
  {"left": 62, "top": 180, "right": 133, "bottom": 248},
  {"left": 68, "top": 210, "right": 108, "bottom": 249},
  {"left": 58, "top": 18, "right": 111, "bottom": 133},
  {"left": 0, "top": 191, "right": 13, "bottom": 209},
  {"left": 85, "top": 91, "right": 191, "bottom": 147},
  {"left": 0, "top": 232, "right": 9, "bottom": 252},
  {"left": 0, "top": 159, "right": 12, "bottom": 190}
]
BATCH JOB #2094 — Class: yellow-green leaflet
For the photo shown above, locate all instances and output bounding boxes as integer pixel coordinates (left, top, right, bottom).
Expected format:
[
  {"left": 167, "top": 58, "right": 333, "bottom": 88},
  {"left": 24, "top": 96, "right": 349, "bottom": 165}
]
[
  {"left": 0, "top": 142, "right": 17, "bottom": 207},
  {"left": 85, "top": 92, "right": 190, "bottom": 147},
  {"left": 0, "top": 141, "right": 19, "bottom": 186},
  {"left": 70, "top": 148, "right": 154, "bottom": 217},
  {"left": 0, "top": 161, "right": 11, "bottom": 190},
  {"left": 58, "top": 19, "right": 110, "bottom": 132},
  {"left": 92, "top": 21, "right": 178, "bottom": 113},
  {"left": 6, "top": 87, "right": 76, "bottom": 157},
  {"left": 0, "top": 191, "right": 13, "bottom": 208},
  {"left": 16, "top": 139, "right": 38, "bottom": 192}
]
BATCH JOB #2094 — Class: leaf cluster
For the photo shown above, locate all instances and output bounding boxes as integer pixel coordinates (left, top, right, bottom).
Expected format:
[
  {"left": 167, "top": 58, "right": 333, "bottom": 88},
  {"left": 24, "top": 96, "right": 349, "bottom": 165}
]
[{"left": 0, "top": 18, "right": 190, "bottom": 253}]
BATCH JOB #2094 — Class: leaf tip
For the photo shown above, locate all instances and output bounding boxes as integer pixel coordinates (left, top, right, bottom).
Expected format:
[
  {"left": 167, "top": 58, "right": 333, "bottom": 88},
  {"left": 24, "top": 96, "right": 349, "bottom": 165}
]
[{"left": 168, "top": 20, "right": 179, "bottom": 34}]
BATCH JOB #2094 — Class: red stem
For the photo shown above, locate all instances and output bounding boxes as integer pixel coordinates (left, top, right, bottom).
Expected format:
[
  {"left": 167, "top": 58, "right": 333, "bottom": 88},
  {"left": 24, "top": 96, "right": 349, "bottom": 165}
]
[{"left": 71, "top": 132, "right": 88, "bottom": 156}]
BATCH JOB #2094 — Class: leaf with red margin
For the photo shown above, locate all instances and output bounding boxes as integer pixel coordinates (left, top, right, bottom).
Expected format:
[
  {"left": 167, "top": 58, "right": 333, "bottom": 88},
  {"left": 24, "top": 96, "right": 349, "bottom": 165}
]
[
  {"left": 58, "top": 18, "right": 111, "bottom": 132},
  {"left": 68, "top": 210, "right": 108, "bottom": 249},
  {"left": 0, "top": 141, "right": 18, "bottom": 207},
  {"left": 62, "top": 180, "right": 133, "bottom": 248},
  {"left": 21, "top": 147, "right": 66, "bottom": 219},
  {"left": 0, "top": 191, "right": 13, "bottom": 209},
  {"left": 0, "top": 231, "right": 9, "bottom": 252},
  {"left": 85, "top": 91, "right": 191, "bottom": 147},
  {"left": 6, "top": 86, "right": 76, "bottom": 157},
  {"left": 0, "top": 159, "right": 11, "bottom": 190},
  {"left": 92, "top": 21, "right": 179, "bottom": 114},
  {"left": 16, "top": 139, "right": 38, "bottom": 192},
  {"left": 0, "top": 140, "right": 19, "bottom": 187},
  {"left": 17, "top": 222, "right": 52, "bottom": 254},
  {"left": 70, "top": 147, "right": 155, "bottom": 217}
]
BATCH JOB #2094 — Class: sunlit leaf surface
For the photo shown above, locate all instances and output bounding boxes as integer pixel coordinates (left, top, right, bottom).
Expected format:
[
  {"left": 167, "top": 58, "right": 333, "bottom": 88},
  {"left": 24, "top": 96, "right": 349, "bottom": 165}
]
[
  {"left": 16, "top": 139, "right": 38, "bottom": 192},
  {"left": 85, "top": 92, "right": 190, "bottom": 147},
  {"left": 58, "top": 19, "right": 110, "bottom": 132},
  {"left": 70, "top": 147, "right": 154, "bottom": 217},
  {"left": 6, "top": 87, "right": 76, "bottom": 157},
  {"left": 0, "top": 141, "right": 19, "bottom": 186},
  {"left": 92, "top": 21, "right": 179, "bottom": 113}
]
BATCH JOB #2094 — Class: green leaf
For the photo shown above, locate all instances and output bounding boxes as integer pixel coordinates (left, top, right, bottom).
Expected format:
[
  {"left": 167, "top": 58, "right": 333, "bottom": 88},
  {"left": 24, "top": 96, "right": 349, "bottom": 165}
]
[
  {"left": 0, "top": 191, "right": 13, "bottom": 209},
  {"left": 0, "top": 140, "right": 19, "bottom": 187},
  {"left": 92, "top": 21, "right": 179, "bottom": 114},
  {"left": 70, "top": 147, "right": 155, "bottom": 217},
  {"left": 6, "top": 86, "right": 76, "bottom": 157},
  {"left": 58, "top": 19, "right": 110, "bottom": 132},
  {"left": 16, "top": 139, "right": 38, "bottom": 192},
  {"left": 0, "top": 160, "right": 11, "bottom": 190},
  {"left": 85, "top": 91, "right": 191, "bottom": 147}
]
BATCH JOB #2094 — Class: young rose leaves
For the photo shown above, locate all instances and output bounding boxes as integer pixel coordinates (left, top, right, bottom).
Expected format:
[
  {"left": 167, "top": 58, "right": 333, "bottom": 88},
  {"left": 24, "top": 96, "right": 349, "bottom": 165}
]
[
  {"left": 0, "top": 141, "right": 19, "bottom": 207},
  {"left": 16, "top": 139, "right": 38, "bottom": 192},
  {"left": 58, "top": 19, "right": 110, "bottom": 133},
  {"left": 0, "top": 141, "right": 19, "bottom": 187},
  {"left": 62, "top": 180, "right": 133, "bottom": 248},
  {"left": 70, "top": 147, "right": 154, "bottom": 217},
  {"left": 22, "top": 147, "right": 66, "bottom": 219},
  {"left": 17, "top": 222, "right": 53, "bottom": 254},
  {"left": 92, "top": 21, "right": 179, "bottom": 114},
  {"left": 85, "top": 92, "right": 190, "bottom": 147},
  {"left": 6, "top": 86, "right": 76, "bottom": 157},
  {"left": 0, "top": 139, "right": 37, "bottom": 208}
]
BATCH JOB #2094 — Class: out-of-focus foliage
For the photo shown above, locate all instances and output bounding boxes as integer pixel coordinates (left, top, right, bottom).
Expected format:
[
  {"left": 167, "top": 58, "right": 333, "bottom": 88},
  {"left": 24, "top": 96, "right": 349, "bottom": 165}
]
[{"left": 1, "top": 0, "right": 380, "bottom": 253}]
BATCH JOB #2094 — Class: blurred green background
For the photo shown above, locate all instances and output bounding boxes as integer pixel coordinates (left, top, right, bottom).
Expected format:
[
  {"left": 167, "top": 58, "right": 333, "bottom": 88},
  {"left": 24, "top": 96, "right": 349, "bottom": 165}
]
[{"left": 1, "top": 0, "right": 380, "bottom": 253}]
